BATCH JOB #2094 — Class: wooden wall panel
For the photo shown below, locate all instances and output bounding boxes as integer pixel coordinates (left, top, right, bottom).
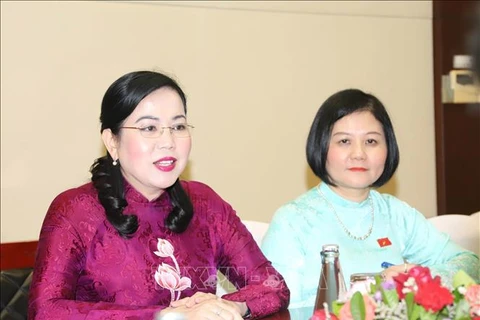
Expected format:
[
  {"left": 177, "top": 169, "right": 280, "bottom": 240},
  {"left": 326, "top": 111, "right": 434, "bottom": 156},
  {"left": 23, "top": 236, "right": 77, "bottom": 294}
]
[
  {"left": 0, "top": 241, "right": 38, "bottom": 270},
  {"left": 433, "top": 0, "right": 480, "bottom": 215}
]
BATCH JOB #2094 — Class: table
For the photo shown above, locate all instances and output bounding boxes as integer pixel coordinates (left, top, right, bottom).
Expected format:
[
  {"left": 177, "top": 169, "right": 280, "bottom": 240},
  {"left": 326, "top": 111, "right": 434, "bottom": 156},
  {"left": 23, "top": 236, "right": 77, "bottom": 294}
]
[{"left": 261, "top": 307, "right": 314, "bottom": 320}]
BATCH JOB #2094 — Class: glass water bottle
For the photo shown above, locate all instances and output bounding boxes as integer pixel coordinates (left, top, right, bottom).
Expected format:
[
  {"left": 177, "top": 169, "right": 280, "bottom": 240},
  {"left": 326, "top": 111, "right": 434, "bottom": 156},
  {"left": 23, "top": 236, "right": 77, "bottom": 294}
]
[{"left": 313, "top": 244, "right": 347, "bottom": 311}]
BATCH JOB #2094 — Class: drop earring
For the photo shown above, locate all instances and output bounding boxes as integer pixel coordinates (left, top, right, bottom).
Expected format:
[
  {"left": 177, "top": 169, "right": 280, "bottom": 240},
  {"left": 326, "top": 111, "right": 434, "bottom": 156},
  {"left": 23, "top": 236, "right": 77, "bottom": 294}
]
[{"left": 113, "top": 159, "right": 118, "bottom": 166}]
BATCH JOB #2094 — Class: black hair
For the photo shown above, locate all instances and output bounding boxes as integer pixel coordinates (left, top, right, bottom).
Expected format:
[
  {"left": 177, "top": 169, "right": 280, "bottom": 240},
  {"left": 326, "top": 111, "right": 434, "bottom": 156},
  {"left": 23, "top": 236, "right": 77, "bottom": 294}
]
[
  {"left": 90, "top": 71, "right": 193, "bottom": 237},
  {"left": 306, "top": 88, "right": 400, "bottom": 188}
]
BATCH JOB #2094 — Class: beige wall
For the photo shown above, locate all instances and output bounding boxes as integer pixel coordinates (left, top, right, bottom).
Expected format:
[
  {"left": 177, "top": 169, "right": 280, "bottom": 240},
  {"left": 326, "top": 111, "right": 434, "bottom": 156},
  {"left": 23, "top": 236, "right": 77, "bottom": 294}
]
[{"left": 0, "top": 1, "right": 435, "bottom": 243}]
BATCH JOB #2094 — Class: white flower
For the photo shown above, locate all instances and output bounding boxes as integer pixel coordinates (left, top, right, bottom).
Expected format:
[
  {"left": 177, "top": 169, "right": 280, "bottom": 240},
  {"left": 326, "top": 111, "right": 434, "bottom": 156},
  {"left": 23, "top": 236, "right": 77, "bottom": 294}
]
[
  {"left": 154, "top": 238, "right": 174, "bottom": 257},
  {"left": 154, "top": 263, "right": 191, "bottom": 291}
]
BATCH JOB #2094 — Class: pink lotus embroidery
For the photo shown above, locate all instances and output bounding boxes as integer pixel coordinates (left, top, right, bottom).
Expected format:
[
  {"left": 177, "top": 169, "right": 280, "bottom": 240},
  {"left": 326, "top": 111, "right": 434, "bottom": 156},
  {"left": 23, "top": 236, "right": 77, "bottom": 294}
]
[
  {"left": 153, "top": 238, "right": 191, "bottom": 302},
  {"left": 154, "top": 238, "right": 174, "bottom": 257}
]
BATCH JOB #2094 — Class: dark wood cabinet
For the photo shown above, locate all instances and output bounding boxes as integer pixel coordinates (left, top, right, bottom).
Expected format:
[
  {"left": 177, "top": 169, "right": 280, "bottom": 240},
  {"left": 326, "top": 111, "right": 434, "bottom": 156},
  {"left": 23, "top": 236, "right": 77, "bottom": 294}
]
[{"left": 433, "top": 1, "right": 480, "bottom": 215}]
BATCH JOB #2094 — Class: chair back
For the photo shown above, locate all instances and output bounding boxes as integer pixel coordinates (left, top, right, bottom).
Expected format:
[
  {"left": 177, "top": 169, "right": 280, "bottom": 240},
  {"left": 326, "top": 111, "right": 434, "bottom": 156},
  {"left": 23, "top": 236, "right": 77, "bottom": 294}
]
[
  {"left": 428, "top": 213, "right": 480, "bottom": 255},
  {"left": 242, "top": 220, "right": 269, "bottom": 247}
]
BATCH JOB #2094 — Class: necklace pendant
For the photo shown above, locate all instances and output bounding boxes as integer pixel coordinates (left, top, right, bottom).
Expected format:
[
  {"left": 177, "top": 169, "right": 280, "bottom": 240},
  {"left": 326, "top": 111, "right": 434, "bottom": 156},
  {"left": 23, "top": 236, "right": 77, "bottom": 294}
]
[{"left": 317, "top": 187, "right": 374, "bottom": 241}]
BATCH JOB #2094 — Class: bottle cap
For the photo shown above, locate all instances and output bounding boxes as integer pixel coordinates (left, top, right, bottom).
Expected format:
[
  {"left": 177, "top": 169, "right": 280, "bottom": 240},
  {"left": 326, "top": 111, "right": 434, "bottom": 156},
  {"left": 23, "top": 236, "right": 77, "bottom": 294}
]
[
  {"left": 322, "top": 244, "right": 339, "bottom": 252},
  {"left": 155, "top": 312, "right": 187, "bottom": 320}
]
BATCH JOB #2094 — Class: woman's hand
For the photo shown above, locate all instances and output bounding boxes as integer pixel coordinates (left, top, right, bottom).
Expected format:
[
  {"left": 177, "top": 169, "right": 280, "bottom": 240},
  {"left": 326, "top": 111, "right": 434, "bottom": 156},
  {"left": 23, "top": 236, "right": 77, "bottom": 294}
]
[
  {"left": 170, "top": 292, "right": 218, "bottom": 308},
  {"left": 159, "top": 298, "right": 244, "bottom": 320},
  {"left": 381, "top": 262, "right": 417, "bottom": 281},
  {"left": 170, "top": 293, "right": 248, "bottom": 318}
]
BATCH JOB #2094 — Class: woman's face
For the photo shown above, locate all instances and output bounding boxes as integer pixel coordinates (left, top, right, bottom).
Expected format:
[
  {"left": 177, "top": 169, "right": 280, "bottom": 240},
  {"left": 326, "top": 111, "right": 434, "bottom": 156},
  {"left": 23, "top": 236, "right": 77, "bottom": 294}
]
[
  {"left": 326, "top": 111, "right": 388, "bottom": 198},
  {"left": 104, "top": 87, "right": 192, "bottom": 200}
]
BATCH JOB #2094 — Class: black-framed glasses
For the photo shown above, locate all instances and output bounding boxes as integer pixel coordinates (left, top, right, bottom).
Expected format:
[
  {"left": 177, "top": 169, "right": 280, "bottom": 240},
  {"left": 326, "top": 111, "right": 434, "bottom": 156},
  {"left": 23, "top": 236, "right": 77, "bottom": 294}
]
[{"left": 120, "top": 123, "right": 194, "bottom": 139}]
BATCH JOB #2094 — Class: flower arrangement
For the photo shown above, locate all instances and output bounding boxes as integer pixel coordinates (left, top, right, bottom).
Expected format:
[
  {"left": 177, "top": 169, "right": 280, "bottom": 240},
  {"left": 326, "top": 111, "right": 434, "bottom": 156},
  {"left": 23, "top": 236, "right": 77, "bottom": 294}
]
[{"left": 311, "top": 267, "right": 480, "bottom": 320}]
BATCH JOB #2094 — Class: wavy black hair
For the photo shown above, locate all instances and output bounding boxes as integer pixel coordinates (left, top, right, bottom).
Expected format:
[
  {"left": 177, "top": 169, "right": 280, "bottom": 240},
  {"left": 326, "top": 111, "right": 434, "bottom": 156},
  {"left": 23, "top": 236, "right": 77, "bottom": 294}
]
[
  {"left": 306, "top": 88, "right": 400, "bottom": 188},
  {"left": 90, "top": 71, "right": 194, "bottom": 237}
]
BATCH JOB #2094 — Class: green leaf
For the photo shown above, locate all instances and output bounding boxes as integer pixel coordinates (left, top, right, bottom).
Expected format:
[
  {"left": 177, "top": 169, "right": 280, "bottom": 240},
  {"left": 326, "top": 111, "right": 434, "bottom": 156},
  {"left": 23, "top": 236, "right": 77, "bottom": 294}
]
[
  {"left": 332, "top": 300, "right": 344, "bottom": 317},
  {"left": 437, "top": 307, "right": 450, "bottom": 318},
  {"left": 453, "top": 299, "right": 471, "bottom": 320},
  {"left": 410, "top": 304, "right": 422, "bottom": 320},
  {"left": 418, "top": 308, "right": 438, "bottom": 320},
  {"left": 369, "top": 282, "right": 376, "bottom": 294},
  {"left": 374, "top": 274, "right": 383, "bottom": 287},
  {"left": 405, "top": 293, "right": 421, "bottom": 320},
  {"left": 376, "top": 275, "right": 398, "bottom": 308},
  {"left": 452, "top": 288, "right": 463, "bottom": 303},
  {"left": 453, "top": 270, "right": 476, "bottom": 289},
  {"left": 350, "top": 292, "right": 366, "bottom": 320},
  {"left": 405, "top": 292, "right": 415, "bottom": 319},
  {"left": 382, "top": 289, "right": 399, "bottom": 308}
]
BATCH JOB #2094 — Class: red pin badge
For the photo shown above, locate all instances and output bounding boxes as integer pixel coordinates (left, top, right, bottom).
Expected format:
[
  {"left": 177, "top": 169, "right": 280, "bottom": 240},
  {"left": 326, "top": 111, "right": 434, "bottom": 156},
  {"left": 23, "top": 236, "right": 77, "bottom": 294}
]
[{"left": 377, "top": 237, "right": 392, "bottom": 247}]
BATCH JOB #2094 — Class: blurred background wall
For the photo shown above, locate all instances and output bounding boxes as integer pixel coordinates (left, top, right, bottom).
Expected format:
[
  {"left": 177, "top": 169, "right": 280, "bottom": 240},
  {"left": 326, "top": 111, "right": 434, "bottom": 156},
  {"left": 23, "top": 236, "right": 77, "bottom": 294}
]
[{"left": 1, "top": 1, "right": 435, "bottom": 242}]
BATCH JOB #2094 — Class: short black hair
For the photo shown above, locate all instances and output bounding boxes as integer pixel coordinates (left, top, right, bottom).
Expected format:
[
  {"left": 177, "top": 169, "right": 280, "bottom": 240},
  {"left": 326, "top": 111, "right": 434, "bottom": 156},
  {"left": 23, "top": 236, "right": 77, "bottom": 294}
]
[{"left": 306, "top": 88, "right": 400, "bottom": 188}]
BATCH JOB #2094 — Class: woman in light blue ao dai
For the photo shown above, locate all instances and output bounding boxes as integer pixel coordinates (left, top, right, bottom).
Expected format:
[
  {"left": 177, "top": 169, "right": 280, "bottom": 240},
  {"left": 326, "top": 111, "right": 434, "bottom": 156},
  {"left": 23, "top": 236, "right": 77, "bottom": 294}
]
[{"left": 261, "top": 89, "right": 479, "bottom": 309}]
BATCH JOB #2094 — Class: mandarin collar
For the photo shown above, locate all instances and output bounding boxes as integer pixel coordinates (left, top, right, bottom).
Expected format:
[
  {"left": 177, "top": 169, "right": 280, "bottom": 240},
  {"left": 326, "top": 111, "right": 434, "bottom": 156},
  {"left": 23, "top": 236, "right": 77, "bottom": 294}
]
[
  {"left": 123, "top": 179, "right": 171, "bottom": 205},
  {"left": 318, "top": 182, "right": 371, "bottom": 209}
]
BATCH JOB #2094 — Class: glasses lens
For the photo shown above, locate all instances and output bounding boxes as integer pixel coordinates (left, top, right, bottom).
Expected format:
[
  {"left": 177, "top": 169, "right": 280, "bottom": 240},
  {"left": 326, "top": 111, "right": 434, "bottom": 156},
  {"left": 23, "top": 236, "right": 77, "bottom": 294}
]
[
  {"left": 139, "top": 126, "right": 160, "bottom": 139},
  {"left": 172, "top": 124, "right": 192, "bottom": 138},
  {"left": 138, "top": 124, "right": 193, "bottom": 138}
]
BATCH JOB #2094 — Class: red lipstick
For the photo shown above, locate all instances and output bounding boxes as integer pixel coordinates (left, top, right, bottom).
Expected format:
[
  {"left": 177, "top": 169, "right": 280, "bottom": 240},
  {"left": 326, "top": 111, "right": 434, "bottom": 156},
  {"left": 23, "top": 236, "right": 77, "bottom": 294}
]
[
  {"left": 349, "top": 167, "right": 367, "bottom": 172},
  {"left": 154, "top": 157, "right": 177, "bottom": 172}
]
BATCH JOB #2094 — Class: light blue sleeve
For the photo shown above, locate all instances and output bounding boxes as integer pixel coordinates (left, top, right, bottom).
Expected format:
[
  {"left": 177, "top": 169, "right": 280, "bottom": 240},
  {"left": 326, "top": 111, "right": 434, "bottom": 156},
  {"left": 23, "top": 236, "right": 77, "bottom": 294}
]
[
  {"left": 390, "top": 198, "right": 479, "bottom": 286},
  {"left": 261, "top": 205, "right": 316, "bottom": 309}
]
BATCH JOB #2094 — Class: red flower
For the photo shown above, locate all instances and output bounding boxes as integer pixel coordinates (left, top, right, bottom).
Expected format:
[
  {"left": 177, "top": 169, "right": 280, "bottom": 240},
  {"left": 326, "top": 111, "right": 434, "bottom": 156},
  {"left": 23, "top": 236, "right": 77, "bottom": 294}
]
[
  {"left": 393, "top": 272, "right": 410, "bottom": 299},
  {"left": 393, "top": 266, "right": 443, "bottom": 299},
  {"left": 414, "top": 281, "right": 454, "bottom": 312},
  {"left": 409, "top": 266, "right": 440, "bottom": 286},
  {"left": 310, "top": 309, "right": 339, "bottom": 320}
]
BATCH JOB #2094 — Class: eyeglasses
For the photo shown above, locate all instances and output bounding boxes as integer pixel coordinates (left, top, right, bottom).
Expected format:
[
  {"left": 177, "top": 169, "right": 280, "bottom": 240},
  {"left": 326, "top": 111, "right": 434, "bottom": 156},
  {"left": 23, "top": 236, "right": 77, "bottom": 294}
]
[{"left": 120, "top": 123, "right": 194, "bottom": 139}]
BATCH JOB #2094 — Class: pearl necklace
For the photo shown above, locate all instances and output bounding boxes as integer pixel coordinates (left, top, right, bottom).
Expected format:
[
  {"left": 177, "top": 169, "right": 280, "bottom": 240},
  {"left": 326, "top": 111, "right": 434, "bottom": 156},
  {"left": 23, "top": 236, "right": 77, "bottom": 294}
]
[{"left": 317, "top": 187, "right": 374, "bottom": 241}]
